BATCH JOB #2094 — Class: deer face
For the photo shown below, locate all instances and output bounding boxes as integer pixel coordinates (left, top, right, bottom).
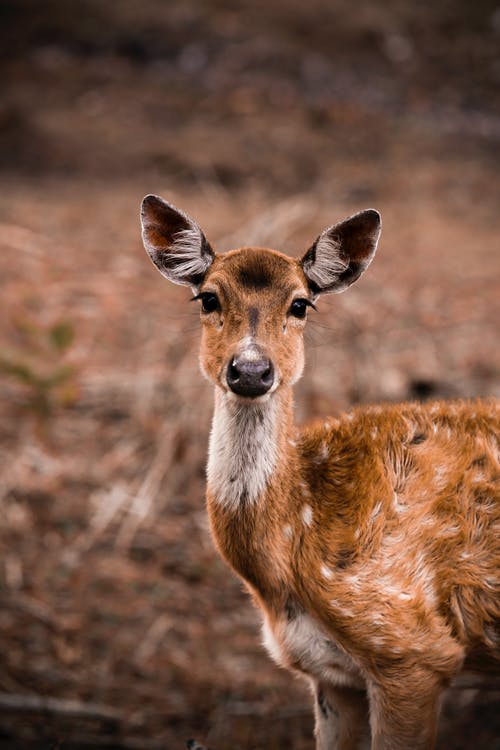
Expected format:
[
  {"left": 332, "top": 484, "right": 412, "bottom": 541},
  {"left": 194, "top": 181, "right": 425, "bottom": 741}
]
[
  {"left": 195, "top": 248, "right": 312, "bottom": 397},
  {"left": 140, "top": 195, "right": 381, "bottom": 400}
]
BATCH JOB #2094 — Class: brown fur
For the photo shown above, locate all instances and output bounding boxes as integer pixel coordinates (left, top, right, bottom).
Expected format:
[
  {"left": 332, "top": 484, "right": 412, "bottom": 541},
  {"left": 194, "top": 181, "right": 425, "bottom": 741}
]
[
  {"left": 207, "top": 397, "right": 499, "bottom": 748},
  {"left": 141, "top": 195, "right": 499, "bottom": 750}
]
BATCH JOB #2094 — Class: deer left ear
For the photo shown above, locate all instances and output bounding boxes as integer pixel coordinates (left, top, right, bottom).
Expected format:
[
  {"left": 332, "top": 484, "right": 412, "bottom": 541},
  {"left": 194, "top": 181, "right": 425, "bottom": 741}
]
[
  {"left": 301, "top": 209, "right": 381, "bottom": 295},
  {"left": 140, "top": 194, "right": 214, "bottom": 288}
]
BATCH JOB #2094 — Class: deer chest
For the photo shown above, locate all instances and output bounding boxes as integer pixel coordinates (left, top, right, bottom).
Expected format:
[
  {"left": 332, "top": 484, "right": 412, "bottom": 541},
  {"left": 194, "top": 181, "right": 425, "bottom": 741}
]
[{"left": 261, "top": 607, "right": 364, "bottom": 688}]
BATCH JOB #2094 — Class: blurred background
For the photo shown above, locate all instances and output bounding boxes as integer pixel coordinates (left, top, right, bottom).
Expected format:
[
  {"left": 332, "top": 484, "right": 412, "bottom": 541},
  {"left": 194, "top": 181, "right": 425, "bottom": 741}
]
[{"left": 0, "top": 1, "right": 499, "bottom": 748}]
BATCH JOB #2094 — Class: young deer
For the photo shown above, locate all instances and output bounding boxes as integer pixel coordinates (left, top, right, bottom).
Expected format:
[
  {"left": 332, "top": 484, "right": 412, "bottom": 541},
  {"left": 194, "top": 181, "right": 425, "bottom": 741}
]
[{"left": 140, "top": 195, "right": 499, "bottom": 750}]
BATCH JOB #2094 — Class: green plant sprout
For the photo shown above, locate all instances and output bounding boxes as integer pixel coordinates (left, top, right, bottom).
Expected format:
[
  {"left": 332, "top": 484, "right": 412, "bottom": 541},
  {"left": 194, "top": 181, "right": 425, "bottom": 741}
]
[{"left": 0, "top": 319, "right": 78, "bottom": 419}]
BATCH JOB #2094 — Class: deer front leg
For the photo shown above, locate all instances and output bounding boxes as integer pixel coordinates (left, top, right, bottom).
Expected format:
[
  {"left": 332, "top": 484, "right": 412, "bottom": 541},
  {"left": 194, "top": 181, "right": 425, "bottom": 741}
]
[
  {"left": 314, "top": 681, "right": 370, "bottom": 750},
  {"left": 368, "top": 669, "right": 444, "bottom": 750}
]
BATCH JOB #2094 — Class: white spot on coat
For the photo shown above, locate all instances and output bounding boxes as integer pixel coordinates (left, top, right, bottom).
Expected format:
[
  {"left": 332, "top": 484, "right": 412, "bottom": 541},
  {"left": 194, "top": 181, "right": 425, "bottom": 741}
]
[
  {"left": 314, "top": 441, "right": 329, "bottom": 464},
  {"left": 343, "top": 573, "right": 362, "bottom": 591},
  {"left": 301, "top": 504, "right": 313, "bottom": 526},
  {"left": 320, "top": 564, "right": 333, "bottom": 580}
]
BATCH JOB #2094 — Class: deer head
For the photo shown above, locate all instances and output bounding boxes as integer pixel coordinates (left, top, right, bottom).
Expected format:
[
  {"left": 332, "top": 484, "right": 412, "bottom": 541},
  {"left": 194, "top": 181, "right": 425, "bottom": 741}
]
[{"left": 141, "top": 195, "right": 381, "bottom": 399}]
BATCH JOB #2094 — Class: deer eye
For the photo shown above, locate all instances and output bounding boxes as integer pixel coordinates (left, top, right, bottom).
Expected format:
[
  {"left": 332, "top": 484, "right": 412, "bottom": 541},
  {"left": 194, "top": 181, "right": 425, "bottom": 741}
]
[
  {"left": 289, "top": 299, "right": 310, "bottom": 319},
  {"left": 198, "top": 292, "right": 220, "bottom": 313}
]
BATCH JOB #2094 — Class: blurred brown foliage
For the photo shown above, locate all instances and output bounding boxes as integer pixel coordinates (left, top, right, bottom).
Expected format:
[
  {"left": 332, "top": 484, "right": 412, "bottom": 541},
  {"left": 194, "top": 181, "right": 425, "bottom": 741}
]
[{"left": 0, "top": 0, "right": 499, "bottom": 747}]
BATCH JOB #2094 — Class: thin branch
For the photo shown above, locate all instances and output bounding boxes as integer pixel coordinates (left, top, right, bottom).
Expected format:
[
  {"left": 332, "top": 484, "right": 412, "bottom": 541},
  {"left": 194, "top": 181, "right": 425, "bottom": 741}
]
[
  {"left": 0, "top": 692, "right": 123, "bottom": 722},
  {"left": 133, "top": 614, "right": 172, "bottom": 665},
  {"left": 115, "top": 425, "right": 176, "bottom": 549}
]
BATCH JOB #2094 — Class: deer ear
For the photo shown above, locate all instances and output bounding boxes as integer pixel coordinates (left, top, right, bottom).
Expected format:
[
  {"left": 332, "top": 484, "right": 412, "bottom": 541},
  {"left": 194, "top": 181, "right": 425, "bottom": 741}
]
[
  {"left": 140, "top": 195, "right": 214, "bottom": 287},
  {"left": 301, "top": 209, "right": 381, "bottom": 295}
]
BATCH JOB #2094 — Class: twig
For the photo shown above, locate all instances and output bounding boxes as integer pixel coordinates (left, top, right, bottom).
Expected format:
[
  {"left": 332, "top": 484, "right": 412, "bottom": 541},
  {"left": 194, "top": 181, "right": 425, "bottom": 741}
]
[
  {"left": 4, "top": 554, "right": 23, "bottom": 589},
  {"left": 6, "top": 592, "right": 60, "bottom": 629},
  {"left": 0, "top": 693, "right": 123, "bottom": 722},
  {"left": 133, "top": 614, "right": 172, "bottom": 665},
  {"left": 63, "top": 484, "right": 130, "bottom": 567},
  {"left": 46, "top": 736, "right": 165, "bottom": 749},
  {"left": 448, "top": 676, "right": 500, "bottom": 691},
  {"left": 216, "top": 196, "right": 316, "bottom": 251},
  {"left": 115, "top": 426, "right": 176, "bottom": 549},
  {"left": 224, "top": 700, "right": 310, "bottom": 717}
]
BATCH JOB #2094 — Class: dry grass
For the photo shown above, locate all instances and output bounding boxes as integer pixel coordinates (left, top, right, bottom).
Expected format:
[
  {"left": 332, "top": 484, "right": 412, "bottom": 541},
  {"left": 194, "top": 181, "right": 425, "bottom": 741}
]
[
  {"left": 0, "top": 0, "right": 499, "bottom": 747},
  {"left": 0, "top": 174, "right": 498, "bottom": 748}
]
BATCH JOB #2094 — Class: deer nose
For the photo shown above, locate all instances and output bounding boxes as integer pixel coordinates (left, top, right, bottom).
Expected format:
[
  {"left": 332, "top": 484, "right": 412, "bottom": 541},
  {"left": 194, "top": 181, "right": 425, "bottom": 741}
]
[{"left": 226, "top": 355, "right": 274, "bottom": 397}]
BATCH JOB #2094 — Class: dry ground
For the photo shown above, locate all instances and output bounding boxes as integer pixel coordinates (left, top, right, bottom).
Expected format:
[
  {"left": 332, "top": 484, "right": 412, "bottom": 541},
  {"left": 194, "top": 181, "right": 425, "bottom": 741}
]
[{"left": 0, "top": 1, "right": 499, "bottom": 748}]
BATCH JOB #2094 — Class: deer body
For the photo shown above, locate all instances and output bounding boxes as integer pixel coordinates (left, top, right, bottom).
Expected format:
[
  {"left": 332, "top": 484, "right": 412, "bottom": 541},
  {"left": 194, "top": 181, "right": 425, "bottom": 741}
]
[{"left": 140, "top": 195, "right": 499, "bottom": 750}]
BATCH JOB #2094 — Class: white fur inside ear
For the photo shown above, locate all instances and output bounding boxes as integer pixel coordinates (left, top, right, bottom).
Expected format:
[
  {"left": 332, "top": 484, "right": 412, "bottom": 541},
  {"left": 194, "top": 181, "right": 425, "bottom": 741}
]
[
  {"left": 304, "top": 232, "right": 348, "bottom": 289},
  {"left": 169, "top": 227, "right": 210, "bottom": 279}
]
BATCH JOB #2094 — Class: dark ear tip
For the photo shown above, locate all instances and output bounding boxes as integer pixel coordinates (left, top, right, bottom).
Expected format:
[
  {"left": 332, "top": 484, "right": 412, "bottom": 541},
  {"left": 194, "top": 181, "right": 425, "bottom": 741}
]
[
  {"left": 360, "top": 208, "right": 381, "bottom": 229},
  {"left": 141, "top": 194, "right": 164, "bottom": 213}
]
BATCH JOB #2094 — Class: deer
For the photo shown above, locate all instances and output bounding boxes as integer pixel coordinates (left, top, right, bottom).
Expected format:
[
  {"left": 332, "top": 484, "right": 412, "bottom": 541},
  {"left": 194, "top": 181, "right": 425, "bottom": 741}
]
[{"left": 140, "top": 194, "right": 500, "bottom": 750}]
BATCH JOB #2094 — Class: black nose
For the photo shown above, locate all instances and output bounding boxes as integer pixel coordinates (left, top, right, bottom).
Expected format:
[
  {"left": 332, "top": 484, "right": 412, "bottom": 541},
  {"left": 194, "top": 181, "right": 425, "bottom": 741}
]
[{"left": 226, "top": 355, "right": 274, "bottom": 397}]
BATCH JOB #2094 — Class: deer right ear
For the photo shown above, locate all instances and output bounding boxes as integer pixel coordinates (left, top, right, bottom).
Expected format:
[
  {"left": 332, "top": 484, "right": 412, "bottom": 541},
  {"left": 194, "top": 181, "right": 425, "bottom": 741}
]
[
  {"left": 140, "top": 195, "right": 214, "bottom": 288},
  {"left": 301, "top": 209, "right": 381, "bottom": 295}
]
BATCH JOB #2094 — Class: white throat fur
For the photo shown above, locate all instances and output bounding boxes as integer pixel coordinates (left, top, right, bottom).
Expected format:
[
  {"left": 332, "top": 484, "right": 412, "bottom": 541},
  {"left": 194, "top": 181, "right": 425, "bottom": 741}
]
[{"left": 207, "top": 392, "right": 280, "bottom": 510}]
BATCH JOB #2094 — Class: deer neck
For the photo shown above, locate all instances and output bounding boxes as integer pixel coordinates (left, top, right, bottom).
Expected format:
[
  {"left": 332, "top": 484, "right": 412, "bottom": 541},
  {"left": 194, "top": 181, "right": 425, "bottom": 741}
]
[
  {"left": 207, "top": 386, "right": 294, "bottom": 512},
  {"left": 206, "top": 387, "right": 296, "bottom": 594}
]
